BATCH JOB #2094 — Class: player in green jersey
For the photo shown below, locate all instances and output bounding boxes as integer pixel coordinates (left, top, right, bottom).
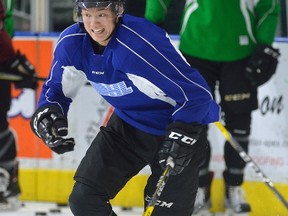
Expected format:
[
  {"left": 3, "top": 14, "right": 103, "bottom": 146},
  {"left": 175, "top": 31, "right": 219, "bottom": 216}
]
[{"left": 145, "top": 0, "right": 281, "bottom": 215}]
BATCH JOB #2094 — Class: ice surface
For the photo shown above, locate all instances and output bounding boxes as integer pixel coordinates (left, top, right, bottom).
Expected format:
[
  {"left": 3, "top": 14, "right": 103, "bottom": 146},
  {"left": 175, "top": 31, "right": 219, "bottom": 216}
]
[
  {"left": 0, "top": 202, "right": 144, "bottom": 216},
  {"left": 0, "top": 202, "right": 246, "bottom": 215}
]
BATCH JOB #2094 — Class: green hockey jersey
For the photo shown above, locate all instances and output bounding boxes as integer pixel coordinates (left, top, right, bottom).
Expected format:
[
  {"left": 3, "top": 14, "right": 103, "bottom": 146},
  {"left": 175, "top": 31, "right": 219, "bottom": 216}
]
[
  {"left": 4, "top": 0, "right": 14, "bottom": 38},
  {"left": 145, "top": 0, "right": 280, "bottom": 61}
]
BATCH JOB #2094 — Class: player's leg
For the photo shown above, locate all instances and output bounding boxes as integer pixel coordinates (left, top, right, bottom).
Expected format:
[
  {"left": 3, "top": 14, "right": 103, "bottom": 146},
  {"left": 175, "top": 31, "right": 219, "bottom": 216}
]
[
  {"left": 191, "top": 126, "right": 214, "bottom": 215},
  {"left": 0, "top": 81, "right": 21, "bottom": 211},
  {"left": 220, "top": 58, "right": 258, "bottom": 214},
  {"left": 69, "top": 112, "right": 160, "bottom": 216},
  {"left": 223, "top": 112, "right": 252, "bottom": 214},
  {"left": 144, "top": 128, "right": 207, "bottom": 216}
]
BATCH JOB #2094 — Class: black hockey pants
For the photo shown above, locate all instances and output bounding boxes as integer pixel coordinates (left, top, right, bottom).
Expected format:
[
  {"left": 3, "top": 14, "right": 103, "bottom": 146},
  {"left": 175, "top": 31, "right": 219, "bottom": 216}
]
[
  {"left": 182, "top": 54, "right": 258, "bottom": 187},
  {"left": 69, "top": 112, "right": 207, "bottom": 216}
]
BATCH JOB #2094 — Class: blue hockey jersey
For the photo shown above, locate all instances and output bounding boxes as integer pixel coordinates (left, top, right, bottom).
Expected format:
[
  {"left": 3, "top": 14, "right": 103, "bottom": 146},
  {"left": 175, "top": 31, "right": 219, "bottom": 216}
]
[{"left": 37, "top": 14, "right": 220, "bottom": 136}]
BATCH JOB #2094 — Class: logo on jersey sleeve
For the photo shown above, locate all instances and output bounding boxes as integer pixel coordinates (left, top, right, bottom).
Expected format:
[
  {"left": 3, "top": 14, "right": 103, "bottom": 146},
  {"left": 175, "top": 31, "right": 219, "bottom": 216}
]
[{"left": 126, "top": 73, "right": 176, "bottom": 106}]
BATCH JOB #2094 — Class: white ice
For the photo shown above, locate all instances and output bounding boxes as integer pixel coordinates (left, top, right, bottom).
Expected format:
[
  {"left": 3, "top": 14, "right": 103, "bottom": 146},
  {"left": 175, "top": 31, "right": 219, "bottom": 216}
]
[
  {"left": 0, "top": 202, "right": 144, "bottom": 216},
  {"left": 0, "top": 202, "right": 243, "bottom": 215}
]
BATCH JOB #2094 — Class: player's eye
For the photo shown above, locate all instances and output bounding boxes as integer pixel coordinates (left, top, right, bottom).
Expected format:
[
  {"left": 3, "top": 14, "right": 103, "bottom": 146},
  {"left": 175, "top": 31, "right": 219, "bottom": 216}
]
[
  {"left": 82, "top": 12, "right": 91, "bottom": 18},
  {"left": 98, "top": 13, "right": 107, "bottom": 18}
]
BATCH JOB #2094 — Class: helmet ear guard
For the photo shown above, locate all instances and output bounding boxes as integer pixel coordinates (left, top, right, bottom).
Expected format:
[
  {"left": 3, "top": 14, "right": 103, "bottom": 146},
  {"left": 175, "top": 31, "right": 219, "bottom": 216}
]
[{"left": 73, "top": 0, "right": 125, "bottom": 22}]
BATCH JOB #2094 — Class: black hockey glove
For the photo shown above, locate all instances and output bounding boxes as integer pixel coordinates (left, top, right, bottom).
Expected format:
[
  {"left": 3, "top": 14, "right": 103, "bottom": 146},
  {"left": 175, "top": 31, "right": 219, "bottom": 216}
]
[
  {"left": 30, "top": 106, "right": 75, "bottom": 154},
  {"left": 1, "top": 50, "right": 38, "bottom": 89},
  {"left": 245, "top": 44, "right": 280, "bottom": 87},
  {"left": 159, "top": 122, "right": 203, "bottom": 175}
]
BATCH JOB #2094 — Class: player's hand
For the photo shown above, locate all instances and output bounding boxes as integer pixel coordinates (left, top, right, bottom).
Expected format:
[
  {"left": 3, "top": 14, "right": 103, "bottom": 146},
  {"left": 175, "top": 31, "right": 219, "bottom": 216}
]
[
  {"left": 245, "top": 44, "right": 280, "bottom": 87},
  {"left": 159, "top": 122, "right": 203, "bottom": 175},
  {"left": 6, "top": 50, "right": 38, "bottom": 89},
  {"left": 30, "top": 106, "right": 75, "bottom": 154}
]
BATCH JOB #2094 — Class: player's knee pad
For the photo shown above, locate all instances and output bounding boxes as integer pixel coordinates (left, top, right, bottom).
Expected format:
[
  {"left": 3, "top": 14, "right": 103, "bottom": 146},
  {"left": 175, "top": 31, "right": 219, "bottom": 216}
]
[
  {"left": 224, "top": 112, "right": 252, "bottom": 137},
  {"left": 225, "top": 113, "right": 251, "bottom": 154},
  {"left": 69, "top": 181, "right": 113, "bottom": 216},
  {"left": 0, "top": 129, "right": 17, "bottom": 163},
  {"left": 223, "top": 112, "right": 252, "bottom": 171}
]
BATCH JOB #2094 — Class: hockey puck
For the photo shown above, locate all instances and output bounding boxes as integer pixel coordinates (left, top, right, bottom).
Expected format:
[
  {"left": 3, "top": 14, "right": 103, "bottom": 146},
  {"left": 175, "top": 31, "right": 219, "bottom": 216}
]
[
  {"left": 121, "top": 207, "right": 133, "bottom": 211},
  {"left": 49, "top": 208, "right": 61, "bottom": 213},
  {"left": 35, "top": 212, "right": 47, "bottom": 216},
  {"left": 57, "top": 203, "right": 68, "bottom": 207}
]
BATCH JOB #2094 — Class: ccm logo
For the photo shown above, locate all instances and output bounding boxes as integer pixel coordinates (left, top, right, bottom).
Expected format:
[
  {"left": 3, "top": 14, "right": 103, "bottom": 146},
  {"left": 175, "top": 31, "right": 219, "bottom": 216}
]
[
  {"left": 169, "top": 132, "right": 197, "bottom": 145},
  {"left": 145, "top": 195, "right": 173, "bottom": 208}
]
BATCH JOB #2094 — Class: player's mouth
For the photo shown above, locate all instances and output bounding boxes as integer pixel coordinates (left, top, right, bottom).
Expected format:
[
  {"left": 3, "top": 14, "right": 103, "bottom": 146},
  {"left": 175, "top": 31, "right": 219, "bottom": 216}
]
[{"left": 91, "top": 28, "right": 104, "bottom": 34}]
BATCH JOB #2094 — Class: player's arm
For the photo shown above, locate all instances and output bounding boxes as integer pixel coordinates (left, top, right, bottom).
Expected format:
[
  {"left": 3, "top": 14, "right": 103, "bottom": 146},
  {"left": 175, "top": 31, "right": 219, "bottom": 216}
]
[
  {"left": 154, "top": 53, "right": 219, "bottom": 175},
  {"left": 130, "top": 29, "right": 219, "bottom": 175},
  {"left": 0, "top": 18, "right": 38, "bottom": 89},
  {"left": 30, "top": 44, "right": 86, "bottom": 154},
  {"left": 29, "top": 58, "right": 72, "bottom": 154},
  {"left": 245, "top": 0, "right": 281, "bottom": 87},
  {"left": 147, "top": 34, "right": 219, "bottom": 124},
  {"left": 30, "top": 61, "right": 85, "bottom": 154},
  {"left": 145, "top": 0, "right": 171, "bottom": 25},
  {"left": 159, "top": 121, "right": 204, "bottom": 175},
  {"left": 0, "top": 50, "right": 39, "bottom": 89},
  {"left": 30, "top": 105, "right": 75, "bottom": 154},
  {"left": 254, "top": 0, "right": 281, "bottom": 45}
]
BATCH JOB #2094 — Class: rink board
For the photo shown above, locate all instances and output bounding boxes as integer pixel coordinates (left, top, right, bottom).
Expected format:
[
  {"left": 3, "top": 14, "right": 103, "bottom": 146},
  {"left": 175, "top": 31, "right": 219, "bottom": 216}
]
[
  {"left": 8, "top": 34, "right": 288, "bottom": 216},
  {"left": 18, "top": 169, "right": 288, "bottom": 216}
]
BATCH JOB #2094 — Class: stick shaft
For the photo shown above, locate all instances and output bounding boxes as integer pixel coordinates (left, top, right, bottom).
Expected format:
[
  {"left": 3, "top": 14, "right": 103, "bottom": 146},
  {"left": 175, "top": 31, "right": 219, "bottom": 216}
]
[
  {"left": 0, "top": 72, "right": 46, "bottom": 81},
  {"left": 143, "top": 165, "right": 171, "bottom": 216},
  {"left": 214, "top": 121, "right": 288, "bottom": 210}
]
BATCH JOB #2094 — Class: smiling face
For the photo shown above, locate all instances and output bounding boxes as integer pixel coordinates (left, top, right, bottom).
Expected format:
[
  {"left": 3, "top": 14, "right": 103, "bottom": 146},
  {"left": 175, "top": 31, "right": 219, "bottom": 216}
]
[{"left": 82, "top": 6, "right": 118, "bottom": 46}]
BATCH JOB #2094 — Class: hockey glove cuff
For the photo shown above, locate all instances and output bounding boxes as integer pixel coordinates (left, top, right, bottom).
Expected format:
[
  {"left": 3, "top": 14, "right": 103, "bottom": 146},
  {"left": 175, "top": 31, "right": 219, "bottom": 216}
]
[
  {"left": 30, "top": 106, "right": 75, "bottom": 154},
  {"left": 245, "top": 44, "right": 280, "bottom": 87},
  {"left": 159, "top": 122, "right": 203, "bottom": 175}
]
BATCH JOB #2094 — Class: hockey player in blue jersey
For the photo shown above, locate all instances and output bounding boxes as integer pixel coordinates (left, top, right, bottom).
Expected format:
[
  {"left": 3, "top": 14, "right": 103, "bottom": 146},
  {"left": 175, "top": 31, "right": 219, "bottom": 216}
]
[{"left": 30, "top": 0, "right": 220, "bottom": 215}]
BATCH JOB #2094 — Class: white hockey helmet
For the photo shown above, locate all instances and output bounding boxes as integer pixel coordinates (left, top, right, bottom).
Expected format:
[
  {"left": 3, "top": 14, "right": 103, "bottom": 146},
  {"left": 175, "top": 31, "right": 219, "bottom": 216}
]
[{"left": 73, "top": 0, "right": 125, "bottom": 22}]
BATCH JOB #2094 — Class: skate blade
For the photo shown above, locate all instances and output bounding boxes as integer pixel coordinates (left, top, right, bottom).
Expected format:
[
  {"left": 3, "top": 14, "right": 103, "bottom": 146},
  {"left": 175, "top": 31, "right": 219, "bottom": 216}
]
[
  {"left": 192, "top": 209, "right": 215, "bottom": 216},
  {"left": 0, "top": 196, "right": 21, "bottom": 211},
  {"left": 224, "top": 209, "right": 250, "bottom": 216},
  {"left": 0, "top": 204, "right": 21, "bottom": 211}
]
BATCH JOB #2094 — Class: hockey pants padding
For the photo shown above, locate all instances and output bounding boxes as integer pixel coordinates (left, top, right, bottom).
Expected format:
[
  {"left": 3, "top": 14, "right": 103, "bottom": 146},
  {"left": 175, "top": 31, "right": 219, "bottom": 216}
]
[{"left": 69, "top": 181, "right": 116, "bottom": 216}]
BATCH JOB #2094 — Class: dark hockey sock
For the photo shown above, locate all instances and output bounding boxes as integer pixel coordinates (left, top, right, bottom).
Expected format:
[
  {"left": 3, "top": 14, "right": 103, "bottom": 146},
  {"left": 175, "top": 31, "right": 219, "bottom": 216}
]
[{"left": 0, "top": 129, "right": 17, "bottom": 162}]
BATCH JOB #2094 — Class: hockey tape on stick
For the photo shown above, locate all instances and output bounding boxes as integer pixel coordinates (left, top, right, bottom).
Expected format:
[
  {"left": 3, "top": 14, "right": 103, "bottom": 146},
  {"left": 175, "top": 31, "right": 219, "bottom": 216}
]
[
  {"left": 143, "top": 157, "right": 174, "bottom": 216},
  {"left": 214, "top": 121, "right": 288, "bottom": 210},
  {"left": 0, "top": 72, "right": 46, "bottom": 81}
]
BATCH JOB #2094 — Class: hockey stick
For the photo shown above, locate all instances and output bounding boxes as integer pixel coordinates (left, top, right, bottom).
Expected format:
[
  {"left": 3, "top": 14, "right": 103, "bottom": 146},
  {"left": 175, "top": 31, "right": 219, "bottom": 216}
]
[
  {"left": 143, "top": 157, "right": 174, "bottom": 216},
  {"left": 214, "top": 121, "right": 288, "bottom": 210},
  {"left": 0, "top": 72, "right": 46, "bottom": 81}
]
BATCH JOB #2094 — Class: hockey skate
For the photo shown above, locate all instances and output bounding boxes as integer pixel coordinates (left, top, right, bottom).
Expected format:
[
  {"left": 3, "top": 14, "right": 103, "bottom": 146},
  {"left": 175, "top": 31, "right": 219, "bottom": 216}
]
[
  {"left": 0, "top": 166, "right": 21, "bottom": 211},
  {"left": 192, "top": 186, "right": 214, "bottom": 216},
  {"left": 224, "top": 185, "right": 251, "bottom": 216}
]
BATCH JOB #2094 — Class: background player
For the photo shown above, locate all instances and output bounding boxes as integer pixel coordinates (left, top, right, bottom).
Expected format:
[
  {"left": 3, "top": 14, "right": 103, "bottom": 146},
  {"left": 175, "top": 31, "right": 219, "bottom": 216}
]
[
  {"left": 145, "top": 0, "right": 281, "bottom": 215},
  {"left": 0, "top": 0, "right": 38, "bottom": 210}
]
